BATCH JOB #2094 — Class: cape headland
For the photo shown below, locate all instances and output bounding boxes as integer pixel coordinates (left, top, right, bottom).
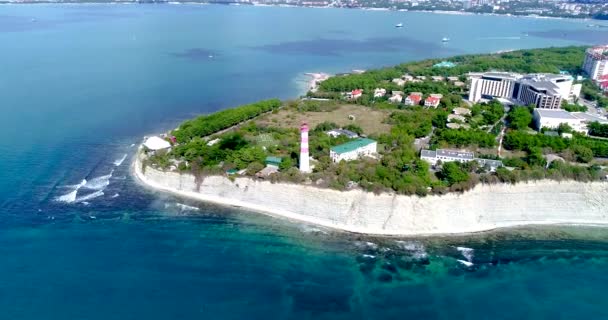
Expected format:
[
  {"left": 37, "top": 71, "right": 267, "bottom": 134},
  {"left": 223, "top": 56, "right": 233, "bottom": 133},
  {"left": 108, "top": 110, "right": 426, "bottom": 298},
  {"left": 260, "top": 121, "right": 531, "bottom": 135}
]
[{"left": 133, "top": 46, "right": 608, "bottom": 235}]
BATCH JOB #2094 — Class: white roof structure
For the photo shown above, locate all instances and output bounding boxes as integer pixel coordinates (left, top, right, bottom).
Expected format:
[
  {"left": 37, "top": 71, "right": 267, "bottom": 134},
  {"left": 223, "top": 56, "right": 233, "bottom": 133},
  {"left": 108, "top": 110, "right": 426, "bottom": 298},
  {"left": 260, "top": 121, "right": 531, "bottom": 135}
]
[{"left": 144, "top": 136, "right": 171, "bottom": 150}]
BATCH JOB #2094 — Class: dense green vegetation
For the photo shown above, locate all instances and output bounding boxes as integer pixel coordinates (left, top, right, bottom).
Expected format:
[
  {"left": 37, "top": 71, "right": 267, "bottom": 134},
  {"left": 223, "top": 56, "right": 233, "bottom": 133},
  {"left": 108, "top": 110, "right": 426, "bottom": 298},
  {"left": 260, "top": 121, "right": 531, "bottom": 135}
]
[
  {"left": 581, "top": 80, "right": 608, "bottom": 109},
  {"left": 317, "top": 47, "right": 587, "bottom": 96},
  {"left": 562, "top": 102, "right": 587, "bottom": 112},
  {"left": 432, "top": 129, "right": 496, "bottom": 148},
  {"left": 172, "top": 99, "right": 281, "bottom": 143},
  {"left": 588, "top": 122, "right": 608, "bottom": 138}
]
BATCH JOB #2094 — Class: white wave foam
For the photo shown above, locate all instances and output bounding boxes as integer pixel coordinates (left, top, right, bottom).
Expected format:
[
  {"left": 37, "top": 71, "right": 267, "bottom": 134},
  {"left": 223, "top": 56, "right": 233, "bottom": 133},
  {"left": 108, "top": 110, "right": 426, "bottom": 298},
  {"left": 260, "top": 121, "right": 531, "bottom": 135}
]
[
  {"left": 55, "top": 189, "right": 79, "bottom": 203},
  {"left": 83, "top": 171, "right": 113, "bottom": 191},
  {"left": 75, "top": 190, "right": 104, "bottom": 203},
  {"left": 55, "top": 179, "right": 87, "bottom": 203},
  {"left": 111, "top": 193, "right": 120, "bottom": 198},
  {"left": 113, "top": 154, "right": 127, "bottom": 166},
  {"left": 362, "top": 254, "right": 376, "bottom": 259},
  {"left": 299, "top": 225, "right": 328, "bottom": 234},
  {"left": 130, "top": 143, "right": 135, "bottom": 147},
  {"left": 396, "top": 240, "right": 428, "bottom": 259},
  {"left": 457, "top": 259, "right": 474, "bottom": 267},
  {"left": 354, "top": 241, "right": 379, "bottom": 250},
  {"left": 456, "top": 246, "right": 474, "bottom": 262},
  {"left": 176, "top": 203, "right": 200, "bottom": 211}
]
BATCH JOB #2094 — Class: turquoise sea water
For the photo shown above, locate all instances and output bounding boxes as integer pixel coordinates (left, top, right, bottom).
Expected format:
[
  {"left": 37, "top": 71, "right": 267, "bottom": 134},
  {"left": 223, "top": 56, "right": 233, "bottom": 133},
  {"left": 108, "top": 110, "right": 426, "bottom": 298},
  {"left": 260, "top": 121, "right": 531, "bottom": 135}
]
[{"left": 1, "top": 4, "right": 608, "bottom": 318}]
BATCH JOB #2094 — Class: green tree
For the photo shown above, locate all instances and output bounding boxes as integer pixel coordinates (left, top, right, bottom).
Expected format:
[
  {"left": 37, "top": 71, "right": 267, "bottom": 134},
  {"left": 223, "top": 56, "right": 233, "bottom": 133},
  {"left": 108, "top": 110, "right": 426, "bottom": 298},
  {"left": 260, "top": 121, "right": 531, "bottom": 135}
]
[
  {"left": 573, "top": 145, "right": 594, "bottom": 163},
  {"left": 507, "top": 106, "right": 533, "bottom": 130},
  {"left": 279, "top": 157, "right": 294, "bottom": 171},
  {"left": 438, "top": 162, "right": 470, "bottom": 186}
]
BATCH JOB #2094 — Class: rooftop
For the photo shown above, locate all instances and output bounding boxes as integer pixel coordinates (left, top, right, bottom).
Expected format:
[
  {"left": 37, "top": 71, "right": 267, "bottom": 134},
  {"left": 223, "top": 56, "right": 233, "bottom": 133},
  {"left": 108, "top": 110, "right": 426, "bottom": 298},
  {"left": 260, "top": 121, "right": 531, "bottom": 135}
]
[
  {"left": 331, "top": 138, "right": 376, "bottom": 154},
  {"left": 421, "top": 149, "right": 475, "bottom": 160},
  {"left": 327, "top": 129, "right": 359, "bottom": 138},
  {"left": 437, "top": 149, "right": 475, "bottom": 160},
  {"left": 534, "top": 109, "right": 579, "bottom": 120},
  {"left": 571, "top": 112, "right": 608, "bottom": 124}
]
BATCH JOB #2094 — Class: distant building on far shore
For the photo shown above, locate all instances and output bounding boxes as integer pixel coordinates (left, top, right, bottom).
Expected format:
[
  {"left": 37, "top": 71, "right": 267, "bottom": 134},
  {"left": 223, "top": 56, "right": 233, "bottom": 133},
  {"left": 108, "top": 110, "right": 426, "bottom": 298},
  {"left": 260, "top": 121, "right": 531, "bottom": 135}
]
[
  {"left": 433, "top": 61, "right": 456, "bottom": 68},
  {"left": 420, "top": 149, "right": 503, "bottom": 172},
  {"left": 330, "top": 138, "right": 377, "bottom": 163}
]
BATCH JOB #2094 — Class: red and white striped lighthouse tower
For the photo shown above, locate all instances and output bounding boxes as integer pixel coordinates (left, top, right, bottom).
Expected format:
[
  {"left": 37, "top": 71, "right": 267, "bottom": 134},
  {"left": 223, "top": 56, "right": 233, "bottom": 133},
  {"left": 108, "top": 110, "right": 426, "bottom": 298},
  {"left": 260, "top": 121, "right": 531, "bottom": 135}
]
[{"left": 299, "top": 122, "right": 311, "bottom": 173}]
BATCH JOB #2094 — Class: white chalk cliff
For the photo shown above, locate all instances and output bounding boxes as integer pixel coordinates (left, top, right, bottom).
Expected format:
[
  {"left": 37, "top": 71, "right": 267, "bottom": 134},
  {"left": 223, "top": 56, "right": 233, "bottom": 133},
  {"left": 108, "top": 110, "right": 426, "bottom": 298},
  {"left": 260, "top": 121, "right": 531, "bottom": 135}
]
[{"left": 134, "top": 155, "right": 608, "bottom": 236}]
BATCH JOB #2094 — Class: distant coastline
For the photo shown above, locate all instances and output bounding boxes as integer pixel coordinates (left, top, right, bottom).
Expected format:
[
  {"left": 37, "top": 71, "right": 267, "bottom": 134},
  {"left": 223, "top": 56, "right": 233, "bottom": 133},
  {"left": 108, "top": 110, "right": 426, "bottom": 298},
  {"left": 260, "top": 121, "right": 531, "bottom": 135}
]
[{"left": 2, "top": 1, "right": 606, "bottom": 23}]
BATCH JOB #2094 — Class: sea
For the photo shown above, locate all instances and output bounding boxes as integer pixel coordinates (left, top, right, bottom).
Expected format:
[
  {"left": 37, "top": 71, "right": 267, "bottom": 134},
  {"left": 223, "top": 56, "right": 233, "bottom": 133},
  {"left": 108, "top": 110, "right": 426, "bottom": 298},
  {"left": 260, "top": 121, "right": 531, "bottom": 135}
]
[{"left": 1, "top": 4, "right": 608, "bottom": 319}]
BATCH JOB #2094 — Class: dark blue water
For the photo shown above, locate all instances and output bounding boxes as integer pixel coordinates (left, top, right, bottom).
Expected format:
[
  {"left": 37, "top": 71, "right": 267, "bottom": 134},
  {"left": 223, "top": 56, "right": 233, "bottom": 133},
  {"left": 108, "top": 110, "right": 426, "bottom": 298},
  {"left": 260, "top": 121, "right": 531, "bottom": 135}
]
[{"left": 1, "top": 4, "right": 608, "bottom": 318}]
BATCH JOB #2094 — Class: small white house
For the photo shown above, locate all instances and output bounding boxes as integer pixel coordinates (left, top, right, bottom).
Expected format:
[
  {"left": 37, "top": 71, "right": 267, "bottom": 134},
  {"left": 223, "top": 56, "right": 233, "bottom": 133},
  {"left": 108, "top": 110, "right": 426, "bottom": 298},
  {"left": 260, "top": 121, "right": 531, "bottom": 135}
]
[
  {"left": 326, "top": 129, "right": 359, "bottom": 139},
  {"left": 373, "top": 88, "right": 387, "bottom": 98},
  {"left": 144, "top": 136, "right": 171, "bottom": 151},
  {"left": 330, "top": 138, "right": 377, "bottom": 163},
  {"left": 389, "top": 94, "right": 403, "bottom": 103},
  {"left": 392, "top": 78, "right": 406, "bottom": 86}
]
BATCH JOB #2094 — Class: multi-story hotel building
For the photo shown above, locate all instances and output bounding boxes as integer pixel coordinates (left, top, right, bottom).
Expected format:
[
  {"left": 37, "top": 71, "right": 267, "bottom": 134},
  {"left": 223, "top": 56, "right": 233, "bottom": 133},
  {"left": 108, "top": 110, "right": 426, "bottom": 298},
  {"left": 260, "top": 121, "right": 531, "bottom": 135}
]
[
  {"left": 468, "top": 72, "right": 577, "bottom": 109},
  {"left": 583, "top": 45, "right": 608, "bottom": 81}
]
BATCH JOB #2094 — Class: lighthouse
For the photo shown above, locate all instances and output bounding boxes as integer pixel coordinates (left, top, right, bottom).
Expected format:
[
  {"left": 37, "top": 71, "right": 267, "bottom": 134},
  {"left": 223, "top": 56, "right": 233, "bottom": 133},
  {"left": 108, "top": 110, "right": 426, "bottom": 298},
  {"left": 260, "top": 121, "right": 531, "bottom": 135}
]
[{"left": 299, "top": 122, "right": 311, "bottom": 173}]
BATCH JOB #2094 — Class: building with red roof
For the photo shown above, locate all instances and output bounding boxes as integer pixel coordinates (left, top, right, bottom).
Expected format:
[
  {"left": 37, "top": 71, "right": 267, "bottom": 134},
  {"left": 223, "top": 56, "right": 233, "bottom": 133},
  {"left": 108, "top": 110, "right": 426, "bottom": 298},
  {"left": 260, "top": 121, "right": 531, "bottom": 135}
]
[
  {"left": 424, "top": 96, "right": 441, "bottom": 108},
  {"left": 347, "top": 89, "right": 363, "bottom": 100},
  {"left": 404, "top": 92, "right": 423, "bottom": 106}
]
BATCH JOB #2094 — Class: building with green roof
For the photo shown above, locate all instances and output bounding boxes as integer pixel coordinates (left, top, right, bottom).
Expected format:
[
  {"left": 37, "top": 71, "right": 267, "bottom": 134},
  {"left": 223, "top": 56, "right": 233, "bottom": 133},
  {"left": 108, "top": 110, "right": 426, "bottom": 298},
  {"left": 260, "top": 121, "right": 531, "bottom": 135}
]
[
  {"left": 330, "top": 138, "right": 377, "bottom": 163},
  {"left": 265, "top": 156, "right": 283, "bottom": 167}
]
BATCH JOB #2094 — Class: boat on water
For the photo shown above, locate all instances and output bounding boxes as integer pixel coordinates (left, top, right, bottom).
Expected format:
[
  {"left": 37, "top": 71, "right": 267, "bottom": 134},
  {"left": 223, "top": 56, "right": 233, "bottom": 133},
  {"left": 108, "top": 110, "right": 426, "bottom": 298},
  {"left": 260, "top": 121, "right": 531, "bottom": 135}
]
[
  {"left": 395, "top": 23, "right": 403, "bottom": 28},
  {"left": 442, "top": 37, "right": 450, "bottom": 42}
]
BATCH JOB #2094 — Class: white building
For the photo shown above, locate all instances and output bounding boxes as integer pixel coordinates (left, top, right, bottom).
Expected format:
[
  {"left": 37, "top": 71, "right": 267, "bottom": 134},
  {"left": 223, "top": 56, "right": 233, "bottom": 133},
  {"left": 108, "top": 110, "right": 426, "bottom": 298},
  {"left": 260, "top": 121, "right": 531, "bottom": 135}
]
[
  {"left": 389, "top": 93, "right": 403, "bottom": 103},
  {"left": 404, "top": 92, "right": 423, "bottom": 106},
  {"left": 392, "top": 78, "right": 406, "bottom": 86},
  {"left": 326, "top": 129, "right": 359, "bottom": 139},
  {"left": 144, "top": 136, "right": 171, "bottom": 151},
  {"left": 533, "top": 109, "right": 608, "bottom": 134},
  {"left": 373, "top": 88, "right": 386, "bottom": 98},
  {"left": 583, "top": 45, "right": 608, "bottom": 81},
  {"left": 330, "top": 138, "right": 377, "bottom": 163},
  {"left": 468, "top": 72, "right": 578, "bottom": 109},
  {"left": 420, "top": 149, "right": 503, "bottom": 172}
]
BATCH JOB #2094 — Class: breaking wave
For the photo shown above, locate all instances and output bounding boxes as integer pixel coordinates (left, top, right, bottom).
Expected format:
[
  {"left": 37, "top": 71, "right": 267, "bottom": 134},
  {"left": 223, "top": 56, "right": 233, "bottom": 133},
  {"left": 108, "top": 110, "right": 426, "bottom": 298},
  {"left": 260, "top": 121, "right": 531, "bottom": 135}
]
[
  {"left": 354, "top": 241, "right": 379, "bottom": 250},
  {"left": 54, "top": 170, "right": 113, "bottom": 204},
  {"left": 395, "top": 240, "right": 428, "bottom": 259},
  {"left": 113, "top": 154, "right": 127, "bottom": 166},
  {"left": 456, "top": 246, "right": 474, "bottom": 262},
  {"left": 75, "top": 190, "right": 104, "bottom": 203},
  {"left": 457, "top": 259, "right": 474, "bottom": 267},
  {"left": 55, "top": 179, "right": 87, "bottom": 203},
  {"left": 83, "top": 171, "right": 113, "bottom": 191},
  {"left": 176, "top": 203, "right": 200, "bottom": 211}
]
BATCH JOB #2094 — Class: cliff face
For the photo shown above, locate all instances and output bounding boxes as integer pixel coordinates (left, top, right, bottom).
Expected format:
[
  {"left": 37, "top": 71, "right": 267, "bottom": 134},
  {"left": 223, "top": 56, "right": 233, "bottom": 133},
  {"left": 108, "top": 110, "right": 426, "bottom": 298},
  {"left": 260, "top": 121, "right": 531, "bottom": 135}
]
[{"left": 136, "top": 158, "right": 608, "bottom": 235}]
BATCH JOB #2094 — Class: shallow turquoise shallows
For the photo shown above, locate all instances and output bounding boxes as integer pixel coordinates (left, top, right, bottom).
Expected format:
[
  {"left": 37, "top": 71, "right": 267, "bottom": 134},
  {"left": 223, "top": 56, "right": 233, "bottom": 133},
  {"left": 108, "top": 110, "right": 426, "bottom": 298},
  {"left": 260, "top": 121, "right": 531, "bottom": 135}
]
[{"left": 1, "top": 4, "right": 608, "bottom": 319}]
